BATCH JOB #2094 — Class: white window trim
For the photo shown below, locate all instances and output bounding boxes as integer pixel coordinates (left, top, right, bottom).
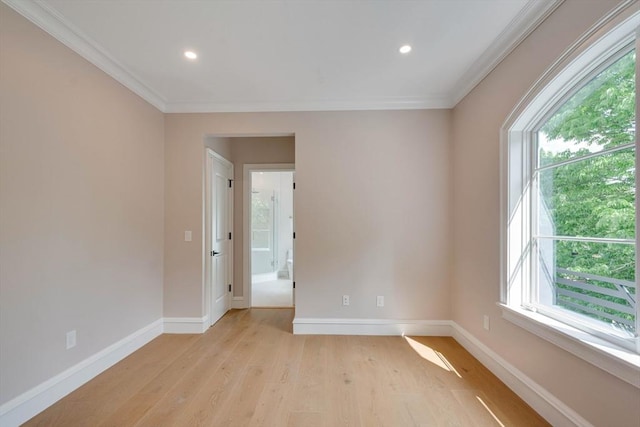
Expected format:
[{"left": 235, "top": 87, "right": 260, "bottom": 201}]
[
  {"left": 499, "top": 303, "right": 640, "bottom": 388},
  {"left": 500, "top": 2, "right": 640, "bottom": 388}
]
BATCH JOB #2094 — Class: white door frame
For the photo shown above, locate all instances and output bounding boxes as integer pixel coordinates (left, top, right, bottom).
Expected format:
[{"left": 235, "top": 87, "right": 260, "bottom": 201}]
[
  {"left": 205, "top": 148, "right": 234, "bottom": 326},
  {"left": 243, "top": 164, "right": 295, "bottom": 308}
]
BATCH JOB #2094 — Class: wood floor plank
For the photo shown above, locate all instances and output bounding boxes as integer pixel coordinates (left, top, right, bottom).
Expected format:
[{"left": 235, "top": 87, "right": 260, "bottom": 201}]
[
  {"left": 289, "top": 335, "right": 329, "bottom": 413},
  {"left": 451, "top": 389, "right": 504, "bottom": 426},
  {"left": 248, "top": 382, "right": 296, "bottom": 427},
  {"left": 352, "top": 336, "right": 406, "bottom": 426},
  {"left": 100, "top": 310, "right": 251, "bottom": 426},
  {"left": 379, "top": 336, "right": 438, "bottom": 394},
  {"left": 137, "top": 311, "right": 262, "bottom": 426},
  {"left": 388, "top": 392, "right": 438, "bottom": 426},
  {"left": 286, "top": 411, "right": 324, "bottom": 427},
  {"left": 419, "top": 388, "right": 479, "bottom": 427},
  {"left": 216, "top": 311, "right": 293, "bottom": 425},
  {"left": 265, "top": 329, "right": 305, "bottom": 384},
  {"left": 324, "top": 335, "right": 362, "bottom": 427},
  {"left": 409, "top": 336, "right": 548, "bottom": 426},
  {"left": 25, "top": 334, "right": 200, "bottom": 427},
  {"left": 24, "top": 309, "right": 550, "bottom": 427}
]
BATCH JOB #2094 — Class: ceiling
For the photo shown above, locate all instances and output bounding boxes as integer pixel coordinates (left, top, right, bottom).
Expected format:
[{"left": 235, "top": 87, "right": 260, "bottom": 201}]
[{"left": 4, "top": 0, "right": 562, "bottom": 113}]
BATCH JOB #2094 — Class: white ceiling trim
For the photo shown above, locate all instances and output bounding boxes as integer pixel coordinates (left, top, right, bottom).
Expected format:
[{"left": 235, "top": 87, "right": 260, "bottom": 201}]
[
  {"left": 164, "top": 96, "right": 453, "bottom": 113},
  {"left": 2, "top": 0, "right": 167, "bottom": 112},
  {"left": 4, "top": 0, "right": 564, "bottom": 113},
  {"left": 450, "top": 0, "right": 564, "bottom": 107}
]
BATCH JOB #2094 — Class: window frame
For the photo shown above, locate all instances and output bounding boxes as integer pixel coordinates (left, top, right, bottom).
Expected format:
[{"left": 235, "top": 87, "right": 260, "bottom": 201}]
[
  {"left": 529, "top": 46, "right": 637, "bottom": 351},
  {"left": 500, "top": 6, "right": 640, "bottom": 388}
]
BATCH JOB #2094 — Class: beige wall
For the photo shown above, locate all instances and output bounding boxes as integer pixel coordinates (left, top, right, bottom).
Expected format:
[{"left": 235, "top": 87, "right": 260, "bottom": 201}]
[
  {"left": 3, "top": 0, "right": 636, "bottom": 423},
  {"left": 204, "top": 136, "right": 232, "bottom": 161},
  {"left": 164, "top": 110, "right": 452, "bottom": 319},
  {"left": 0, "top": 4, "right": 165, "bottom": 404},
  {"left": 451, "top": 1, "right": 639, "bottom": 426},
  {"left": 229, "top": 136, "right": 295, "bottom": 297}
]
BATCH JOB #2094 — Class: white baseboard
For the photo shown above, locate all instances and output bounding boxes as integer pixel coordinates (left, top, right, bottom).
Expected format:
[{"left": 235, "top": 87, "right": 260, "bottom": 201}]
[
  {"left": 450, "top": 322, "right": 593, "bottom": 427},
  {"left": 163, "top": 316, "right": 209, "bottom": 333},
  {"left": 231, "top": 296, "right": 246, "bottom": 309},
  {"left": 0, "top": 319, "right": 163, "bottom": 427},
  {"left": 292, "top": 317, "right": 453, "bottom": 336}
]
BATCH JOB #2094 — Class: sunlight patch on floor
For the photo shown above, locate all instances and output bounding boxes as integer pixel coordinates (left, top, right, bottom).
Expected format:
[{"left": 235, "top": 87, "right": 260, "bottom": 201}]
[
  {"left": 403, "top": 336, "right": 462, "bottom": 377},
  {"left": 476, "top": 395, "right": 506, "bottom": 427}
]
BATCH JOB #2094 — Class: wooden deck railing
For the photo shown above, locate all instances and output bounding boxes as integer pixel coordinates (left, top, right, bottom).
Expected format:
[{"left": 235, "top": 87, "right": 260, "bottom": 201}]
[{"left": 555, "top": 268, "right": 636, "bottom": 328}]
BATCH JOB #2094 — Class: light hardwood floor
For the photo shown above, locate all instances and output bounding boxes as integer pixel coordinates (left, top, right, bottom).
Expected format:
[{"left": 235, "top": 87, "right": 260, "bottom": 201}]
[{"left": 25, "top": 309, "right": 550, "bottom": 426}]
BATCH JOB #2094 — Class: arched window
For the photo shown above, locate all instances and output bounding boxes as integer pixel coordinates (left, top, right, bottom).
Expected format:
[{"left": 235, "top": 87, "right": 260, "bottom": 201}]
[{"left": 502, "top": 8, "right": 639, "bottom": 380}]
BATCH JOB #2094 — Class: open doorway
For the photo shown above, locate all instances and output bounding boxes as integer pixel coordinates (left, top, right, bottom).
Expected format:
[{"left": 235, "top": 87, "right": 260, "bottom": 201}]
[{"left": 247, "top": 167, "right": 294, "bottom": 307}]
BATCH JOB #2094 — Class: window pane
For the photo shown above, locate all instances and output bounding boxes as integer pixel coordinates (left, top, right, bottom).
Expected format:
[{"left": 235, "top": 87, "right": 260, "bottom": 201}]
[
  {"left": 252, "top": 230, "right": 270, "bottom": 249},
  {"left": 251, "top": 192, "right": 273, "bottom": 250},
  {"left": 538, "top": 147, "right": 635, "bottom": 239},
  {"left": 537, "top": 240, "right": 636, "bottom": 336},
  {"left": 538, "top": 50, "right": 635, "bottom": 167}
]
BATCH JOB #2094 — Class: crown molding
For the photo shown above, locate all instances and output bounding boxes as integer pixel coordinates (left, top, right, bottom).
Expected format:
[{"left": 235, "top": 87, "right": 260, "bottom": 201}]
[
  {"left": 450, "top": 0, "right": 565, "bottom": 106},
  {"left": 2, "top": 0, "right": 452, "bottom": 113},
  {"left": 3, "top": 0, "right": 568, "bottom": 113},
  {"left": 2, "top": 0, "right": 167, "bottom": 112},
  {"left": 164, "top": 95, "right": 454, "bottom": 113}
]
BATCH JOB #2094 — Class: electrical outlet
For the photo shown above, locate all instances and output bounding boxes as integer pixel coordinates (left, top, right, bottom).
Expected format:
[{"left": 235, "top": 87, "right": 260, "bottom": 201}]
[
  {"left": 342, "top": 295, "right": 350, "bottom": 306},
  {"left": 66, "top": 330, "right": 76, "bottom": 349},
  {"left": 483, "top": 315, "right": 490, "bottom": 331},
  {"left": 376, "top": 296, "right": 384, "bottom": 307}
]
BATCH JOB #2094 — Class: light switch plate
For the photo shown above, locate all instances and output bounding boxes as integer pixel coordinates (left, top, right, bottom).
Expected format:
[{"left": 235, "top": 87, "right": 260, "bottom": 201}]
[{"left": 184, "top": 230, "right": 192, "bottom": 242}]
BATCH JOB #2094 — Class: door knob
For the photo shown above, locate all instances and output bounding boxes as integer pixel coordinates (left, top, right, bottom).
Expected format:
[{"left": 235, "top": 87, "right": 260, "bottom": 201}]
[{"left": 211, "top": 250, "right": 220, "bottom": 256}]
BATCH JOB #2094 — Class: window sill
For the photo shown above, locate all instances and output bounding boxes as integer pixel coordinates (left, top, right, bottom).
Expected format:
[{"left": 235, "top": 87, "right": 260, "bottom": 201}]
[{"left": 499, "top": 303, "right": 639, "bottom": 389}]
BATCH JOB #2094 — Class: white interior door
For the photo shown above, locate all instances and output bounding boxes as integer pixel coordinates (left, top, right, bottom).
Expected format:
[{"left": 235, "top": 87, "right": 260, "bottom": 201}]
[{"left": 207, "top": 151, "right": 233, "bottom": 326}]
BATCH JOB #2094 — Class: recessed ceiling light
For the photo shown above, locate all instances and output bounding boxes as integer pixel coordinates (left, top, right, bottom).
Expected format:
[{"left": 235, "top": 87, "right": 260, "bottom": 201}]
[
  {"left": 184, "top": 50, "right": 198, "bottom": 60},
  {"left": 399, "top": 45, "right": 412, "bottom": 54}
]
